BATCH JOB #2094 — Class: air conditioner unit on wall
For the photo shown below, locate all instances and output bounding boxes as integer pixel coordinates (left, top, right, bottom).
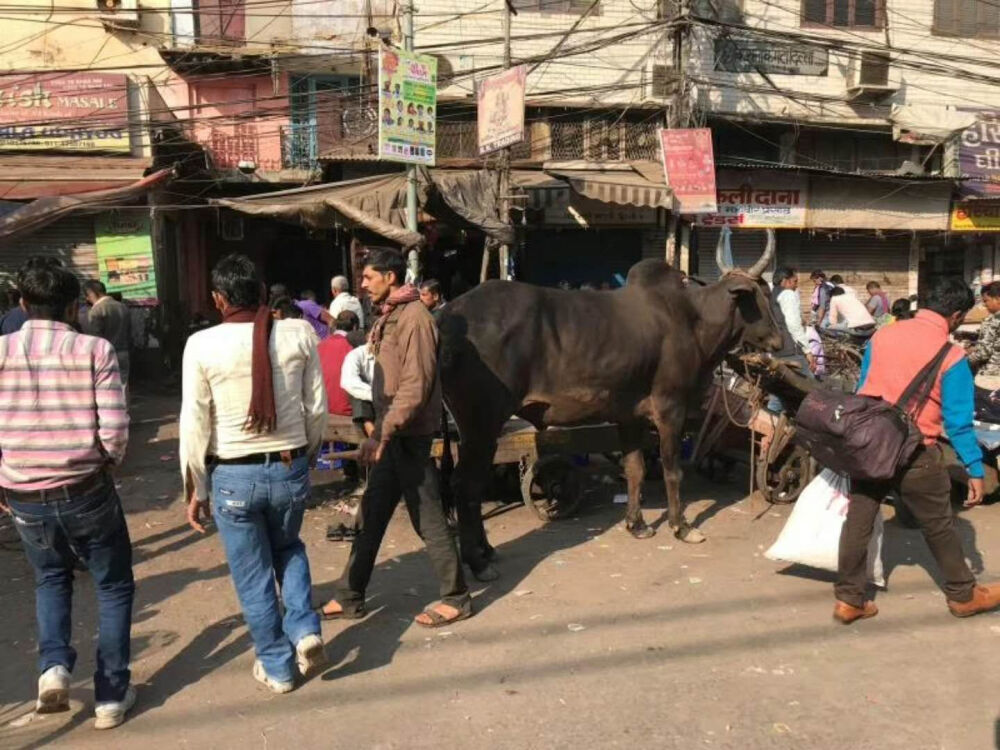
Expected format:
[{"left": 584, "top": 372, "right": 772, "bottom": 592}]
[
  {"left": 97, "top": 0, "right": 139, "bottom": 27},
  {"left": 846, "top": 51, "right": 899, "bottom": 102}
]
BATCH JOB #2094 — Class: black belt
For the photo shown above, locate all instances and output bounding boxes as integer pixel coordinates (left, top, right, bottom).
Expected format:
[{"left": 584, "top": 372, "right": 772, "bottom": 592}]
[
  {"left": 3, "top": 471, "right": 109, "bottom": 504},
  {"left": 213, "top": 446, "right": 307, "bottom": 466}
]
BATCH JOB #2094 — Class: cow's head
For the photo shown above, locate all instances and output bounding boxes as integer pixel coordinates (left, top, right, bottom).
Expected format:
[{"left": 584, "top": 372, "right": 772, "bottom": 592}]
[{"left": 715, "top": 228, "right": 784, "bottom": 353}]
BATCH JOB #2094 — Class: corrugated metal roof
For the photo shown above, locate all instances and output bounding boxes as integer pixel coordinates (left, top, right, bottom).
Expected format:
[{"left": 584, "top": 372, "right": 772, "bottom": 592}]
[
  {"left": 715, "top": 159, "right": 957, "bottom": 181},
  {"left": 0, "top": 155, "right": 153, "bottom": 199}
]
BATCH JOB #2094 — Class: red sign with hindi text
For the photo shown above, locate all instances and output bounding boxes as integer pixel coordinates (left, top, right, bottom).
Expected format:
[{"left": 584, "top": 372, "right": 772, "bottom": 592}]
[{"left": 659, "top": 128, "right": 717, "bottom": 214}]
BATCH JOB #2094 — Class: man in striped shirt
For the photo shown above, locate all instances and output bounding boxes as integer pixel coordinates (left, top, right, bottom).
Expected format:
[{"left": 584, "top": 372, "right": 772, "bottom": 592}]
[{"left": 0, "top": 260, "right": 135, "bottom": 730}]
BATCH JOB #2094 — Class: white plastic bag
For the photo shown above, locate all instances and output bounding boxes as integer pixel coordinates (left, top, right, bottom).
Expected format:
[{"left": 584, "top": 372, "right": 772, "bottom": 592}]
[{"left": 765, "top": 469, "right": 885, "bottom": 587}]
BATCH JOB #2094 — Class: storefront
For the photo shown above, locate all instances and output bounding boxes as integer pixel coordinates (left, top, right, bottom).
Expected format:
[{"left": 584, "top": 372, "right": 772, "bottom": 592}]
[
  {"left": 693, "top": 168, "right": 952, "bottom": 313},
  {"left": 519, "top": 164, "right": 672, "bottom": 286}
]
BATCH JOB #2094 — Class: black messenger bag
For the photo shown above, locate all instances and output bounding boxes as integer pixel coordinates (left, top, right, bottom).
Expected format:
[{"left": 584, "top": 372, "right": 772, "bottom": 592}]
[{"left": 793, "top": 343, "right": 952, "bottom": 481}]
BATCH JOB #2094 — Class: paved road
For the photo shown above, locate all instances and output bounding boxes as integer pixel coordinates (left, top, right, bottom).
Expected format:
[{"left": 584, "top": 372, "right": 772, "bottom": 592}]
[{"left": 1, "top": 394, "right": 999, "bottom": 749}]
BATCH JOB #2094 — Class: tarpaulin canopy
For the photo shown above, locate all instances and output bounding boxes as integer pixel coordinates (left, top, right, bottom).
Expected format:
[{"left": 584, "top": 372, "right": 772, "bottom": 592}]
[
  {"left": 0, "top": 168, "right": 174, "bottom": 243},
  {"left": 215, "top": 168, "right": 530, "bottom": 248}
]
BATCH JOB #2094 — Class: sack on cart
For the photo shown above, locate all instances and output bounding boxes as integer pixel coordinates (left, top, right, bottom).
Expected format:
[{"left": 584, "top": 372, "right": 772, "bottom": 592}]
[{"left": 765, "top": 469, "right": 884, "bottom": 587}]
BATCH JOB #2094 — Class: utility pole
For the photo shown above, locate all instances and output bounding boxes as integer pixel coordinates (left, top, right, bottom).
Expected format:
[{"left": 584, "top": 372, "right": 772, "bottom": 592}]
[
  {"left": 497, "top": 0, "right": 513, "bottom": 281},
  {"left": 665, "top": 0, "right": 690, "bottom": 271},
  {"left": 404, "top": 3, "right": 418, "bottom": 234}
]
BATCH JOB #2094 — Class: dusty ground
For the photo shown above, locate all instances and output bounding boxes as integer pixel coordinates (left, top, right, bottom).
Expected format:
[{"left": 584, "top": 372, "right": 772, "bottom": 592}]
[{"left": 1, "top": 391, "right": 1000, "bottom": 750}]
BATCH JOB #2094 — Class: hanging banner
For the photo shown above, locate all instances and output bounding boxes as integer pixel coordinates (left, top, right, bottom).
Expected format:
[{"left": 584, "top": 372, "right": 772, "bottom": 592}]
[
  {"left": 696, "top": 174, "right": 808, "bottom": 228},
  {"left": 951, "top": 201, "right": 1000, "bottom": 231},
  {"left": 959, "top": 118, "right": 1000, "bottom": 199},
  {"left": 378, "top": 48, "right": 437, "bottom": 166},
  {"left": 95, "top": 212, "right": 158, "bottom": 302},
  {"left": 659, "top": 128, "right": 717, "bottom": 214},
  {"left": 477, "top": 65, "right": 527, "bottom": 156},
  {"left": 0, "top": 73, "right": 131, "bottom": 153}
]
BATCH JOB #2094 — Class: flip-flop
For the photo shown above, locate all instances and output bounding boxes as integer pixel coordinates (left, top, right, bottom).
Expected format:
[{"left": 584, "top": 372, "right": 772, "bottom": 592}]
[{"left": 415, "top": 605, "right": 473, "bottom": 629}]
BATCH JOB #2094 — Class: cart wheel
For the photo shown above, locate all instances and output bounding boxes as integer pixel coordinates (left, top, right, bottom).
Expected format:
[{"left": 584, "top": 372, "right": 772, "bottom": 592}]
[
  {"left": 756, "top": 444, "right": 813, "bottom": 505},
  {"left": 521, "top": 456, "right": 583, "bottom": 522}
]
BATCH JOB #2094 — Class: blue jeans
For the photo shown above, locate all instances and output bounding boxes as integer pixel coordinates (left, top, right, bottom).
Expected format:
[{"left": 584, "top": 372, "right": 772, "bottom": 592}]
[
  {"left": 7, "top": 477, "right": 134, "bottom": 702},
  {"left": 210, "top": 455, "right": 320, "bottom": 683}
]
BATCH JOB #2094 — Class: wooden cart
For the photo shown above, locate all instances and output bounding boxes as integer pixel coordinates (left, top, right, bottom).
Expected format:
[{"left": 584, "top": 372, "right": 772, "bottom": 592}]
[{"left": 323, "top": 415, "right": 654, "bottom": 522}]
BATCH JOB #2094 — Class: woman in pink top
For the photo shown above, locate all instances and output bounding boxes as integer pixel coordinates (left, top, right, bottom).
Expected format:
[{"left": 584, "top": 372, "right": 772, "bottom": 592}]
[{"left": 827, "top": 286, "right": 876, "bottom": 331}]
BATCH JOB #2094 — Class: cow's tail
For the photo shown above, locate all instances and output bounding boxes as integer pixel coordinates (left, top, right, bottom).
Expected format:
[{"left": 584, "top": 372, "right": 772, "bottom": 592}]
[{"left": 439, "top": 402, "right": 455, "bottom": 517}]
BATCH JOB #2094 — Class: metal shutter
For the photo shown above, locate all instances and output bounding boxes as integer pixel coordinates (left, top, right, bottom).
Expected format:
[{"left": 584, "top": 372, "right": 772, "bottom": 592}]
[
  {"left": 0, "top": 216, "right": 98, "bottom": 281},
  {"left": 794, "top": 232, "right": 911, "bottom": 311},
  {"left": 695, "top": 227, "right": 771, "bottom": 283}
]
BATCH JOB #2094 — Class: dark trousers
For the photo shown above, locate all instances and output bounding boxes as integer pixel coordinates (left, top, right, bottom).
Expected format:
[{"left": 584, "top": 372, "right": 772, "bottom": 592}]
[
  {"left": 7, "top": 478, "right": 135, "bottom": 702},
  {"left": 836, "top": 444, "right": 976, "bottom": 607},
  {"left": 336, "top": 435, "right": 469, "bottom": 612}
]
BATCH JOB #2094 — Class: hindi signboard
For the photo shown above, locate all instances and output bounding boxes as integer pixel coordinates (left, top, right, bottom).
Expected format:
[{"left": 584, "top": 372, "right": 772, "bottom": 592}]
[
  {"left": 0, "top": 73, "right": 131, "bottom": 153},
  {"left": 696, "top": 174, "right": 808, "bottom": 228},
  {"left": 951, "top": 201, "right": 1000, "bottom": 231},
  {"left": 959, "top": 118, "right": 1000, "bottom": 199},
  {"left": 477, "top": 65, "right": 527, "bottom": 156},
  {"left": 95, "top": 213, "right": 158, "bottom": 302},
  {"left": 659, "top": 128, "right": 717, "bottom": 214},
  {"left": 714, "top": 39, "right": 829, "bottom": 76},
  {"left": 378, "top": 48, "right": 437, "bottom": 166}
]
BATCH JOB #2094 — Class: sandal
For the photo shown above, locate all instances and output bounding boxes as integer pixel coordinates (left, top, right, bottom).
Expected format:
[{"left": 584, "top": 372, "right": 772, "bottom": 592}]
[
  {"left": 415, "top": 603, "right": 472, "bottom": 629},
  {"left": 317, "top": 601, "right": 366, "bottom": 621}
]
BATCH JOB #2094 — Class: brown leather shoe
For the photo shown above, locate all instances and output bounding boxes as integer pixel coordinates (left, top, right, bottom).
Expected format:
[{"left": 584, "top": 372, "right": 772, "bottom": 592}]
[
  {"left": 833, "top": 600, "right": 878, "bottom": 624},
  {"left": 947, "top": 584, "right": 1000, "bottom": 618}
]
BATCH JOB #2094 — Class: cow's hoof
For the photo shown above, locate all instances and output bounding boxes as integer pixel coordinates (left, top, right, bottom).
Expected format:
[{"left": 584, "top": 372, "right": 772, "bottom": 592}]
[
  {"left": 627, "top": 522, "right": 656, "bottom": 540},
  {"left": 471, "top": 563, "right": 500, "bottom": 582},
  {"left": 673, "top": 525, "right": 706, "bottom": 544}
]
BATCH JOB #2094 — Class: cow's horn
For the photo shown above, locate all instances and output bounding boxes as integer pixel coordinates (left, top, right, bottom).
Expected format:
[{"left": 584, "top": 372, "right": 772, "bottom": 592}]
[
  {"left": 747, "top": 228, "right": 776, "bottom": 279},
  {"left": 715, "top": 226, "right": 734, "bottom": 275}
]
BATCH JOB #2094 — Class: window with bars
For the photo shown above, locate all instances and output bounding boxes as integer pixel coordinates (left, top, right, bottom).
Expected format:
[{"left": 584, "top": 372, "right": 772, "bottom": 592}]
[
  {"left": 511, "top": 0, "right": 596, "bottom": 13},
  {"left": 801, "top": 0, "right": 883, "bottom": 28},
  {"left": 933, "top": 0, "right": 1000, "bottom": 37}
]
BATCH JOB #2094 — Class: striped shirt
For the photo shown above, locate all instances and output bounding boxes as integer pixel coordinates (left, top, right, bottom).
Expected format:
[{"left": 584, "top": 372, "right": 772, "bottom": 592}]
[{"left": 0, "top": 320, "right": 128, "bottom": 491}]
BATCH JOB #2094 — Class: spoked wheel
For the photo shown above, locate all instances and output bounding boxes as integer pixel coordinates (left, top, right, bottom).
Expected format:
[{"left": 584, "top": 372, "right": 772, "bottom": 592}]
[
  {"left": 520, "top": 455, "right": 583, "bottom": 522},
  {"left": 756, "top": 444, "right": 814, "bottom": 504}
]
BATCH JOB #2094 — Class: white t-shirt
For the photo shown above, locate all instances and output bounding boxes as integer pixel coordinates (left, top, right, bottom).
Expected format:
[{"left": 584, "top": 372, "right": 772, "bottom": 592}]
[
  {"left": 829, "top": 293, "right": 876, "bottom": 328},
  {"left": 329, "top": 292, "right": 364, "bottom": 328}
]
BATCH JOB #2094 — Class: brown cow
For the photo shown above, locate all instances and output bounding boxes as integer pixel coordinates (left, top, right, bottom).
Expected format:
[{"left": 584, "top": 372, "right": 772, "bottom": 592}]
[{"left": 438, "top": 230, "right": 781, "bottom": 579}]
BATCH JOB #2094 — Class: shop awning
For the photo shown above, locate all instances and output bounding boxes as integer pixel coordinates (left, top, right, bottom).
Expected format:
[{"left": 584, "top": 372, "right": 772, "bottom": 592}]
[
  {"left": 0, "top": 168, "right": 174, "bottom": 243},
  {"left": 0, "top": 155, "right": 155, "bottom": 200},
  {"left": 544, "top": 162, "right": 672, "bottom": 209},
  {"left": 807, "top": 175, "right": 954, "bottom": 230},
  {"left": 215, "top": 168, "right": 529, "bottom": 247}
]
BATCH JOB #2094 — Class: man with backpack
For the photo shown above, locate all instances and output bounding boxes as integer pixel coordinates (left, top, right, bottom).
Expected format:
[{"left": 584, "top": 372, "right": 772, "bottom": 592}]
[{"left": 835, "top": 277, "right": 1000, "bottom": 623}]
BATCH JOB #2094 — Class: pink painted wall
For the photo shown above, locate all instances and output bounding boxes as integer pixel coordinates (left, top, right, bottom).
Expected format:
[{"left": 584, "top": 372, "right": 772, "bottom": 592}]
[{"left": 154, "top": 72, "right": 290, "bottom": 172}]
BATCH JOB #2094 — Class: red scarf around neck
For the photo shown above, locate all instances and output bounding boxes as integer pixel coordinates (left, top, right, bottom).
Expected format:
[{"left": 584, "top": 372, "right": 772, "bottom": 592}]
[
  {"left": 368, "top": 284, "right": 421, "bottom": 352},
  {"left": 223, "top": 305, "right": 277, "bottom": 433}
]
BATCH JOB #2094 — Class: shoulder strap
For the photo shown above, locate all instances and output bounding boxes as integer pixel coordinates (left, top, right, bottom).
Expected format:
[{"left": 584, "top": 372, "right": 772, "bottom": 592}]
[{"left": 894, "top": 342, "right": 953, "bottom": 415}]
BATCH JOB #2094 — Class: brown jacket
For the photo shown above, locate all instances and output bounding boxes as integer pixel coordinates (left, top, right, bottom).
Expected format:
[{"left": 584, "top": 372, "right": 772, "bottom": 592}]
[{"left": 373, "top": 299, "right": 441, "bottom": 441}]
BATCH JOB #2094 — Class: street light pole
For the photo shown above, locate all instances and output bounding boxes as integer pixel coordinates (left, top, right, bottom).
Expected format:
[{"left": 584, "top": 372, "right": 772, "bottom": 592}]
[{"left": 404, "top": 2, "right": 418, "bottom": 234}]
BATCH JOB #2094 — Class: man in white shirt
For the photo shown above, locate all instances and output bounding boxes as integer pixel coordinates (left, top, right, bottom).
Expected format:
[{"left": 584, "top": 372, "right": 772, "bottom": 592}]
[
  {"left": 329, "top": 276, "right": 364, "bottom": 329},
  {"left": 774, "top": 267, "right": 813, "bottom": 363},
  {"left": 827, "top": 287, "right": 876, "bottom": 331},
  {"left": 180, "top": 254, "right": 328, "bottom": 694}
]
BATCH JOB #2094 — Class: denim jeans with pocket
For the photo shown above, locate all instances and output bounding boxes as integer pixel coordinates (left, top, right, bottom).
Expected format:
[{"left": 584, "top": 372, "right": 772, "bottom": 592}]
[
  {"left": 7, "top": 476, "right": 135, "bottom": 702},
  {"left": 210, "top": 455, "right": 320, "bottom": 683}
]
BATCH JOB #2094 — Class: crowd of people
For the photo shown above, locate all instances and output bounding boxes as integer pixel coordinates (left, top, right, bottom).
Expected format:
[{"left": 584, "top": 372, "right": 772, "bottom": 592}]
[{"left": 2, "top": 250, "right": 1000, "bottom": 731}]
